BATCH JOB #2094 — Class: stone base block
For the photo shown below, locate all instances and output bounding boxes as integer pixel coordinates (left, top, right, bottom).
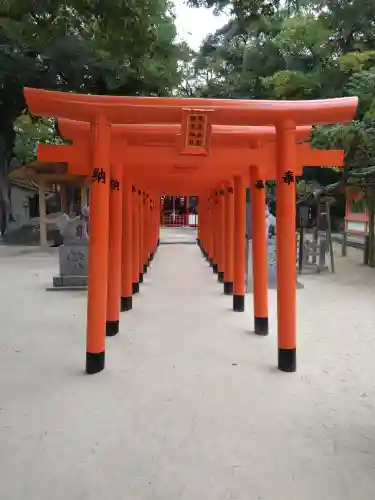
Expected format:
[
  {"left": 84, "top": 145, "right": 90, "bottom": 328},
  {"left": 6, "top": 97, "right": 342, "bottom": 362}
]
[{"left": 53, "top": 275, "right": 88, "bottom": 288}]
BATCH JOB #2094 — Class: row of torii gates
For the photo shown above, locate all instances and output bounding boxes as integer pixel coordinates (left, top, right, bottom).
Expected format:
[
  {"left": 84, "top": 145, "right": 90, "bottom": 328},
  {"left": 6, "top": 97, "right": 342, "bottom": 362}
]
[{"left": 24, "top": 88, "right": 358, "bottom": 374}]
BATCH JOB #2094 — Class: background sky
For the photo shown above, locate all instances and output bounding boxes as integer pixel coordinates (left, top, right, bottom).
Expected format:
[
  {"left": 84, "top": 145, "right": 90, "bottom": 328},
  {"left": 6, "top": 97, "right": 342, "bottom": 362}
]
[{"left": 174, "top": 0, "right": 230, "bottom": 50}]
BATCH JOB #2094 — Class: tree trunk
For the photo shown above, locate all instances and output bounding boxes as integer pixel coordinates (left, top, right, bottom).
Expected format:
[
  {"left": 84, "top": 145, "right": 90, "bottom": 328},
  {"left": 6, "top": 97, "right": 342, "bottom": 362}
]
[
  {"left": 0, "top": 134, "right": 11, "bottom": 235},
  {"left": 368, "top": 187, "right": 375, "bottom": 267}
]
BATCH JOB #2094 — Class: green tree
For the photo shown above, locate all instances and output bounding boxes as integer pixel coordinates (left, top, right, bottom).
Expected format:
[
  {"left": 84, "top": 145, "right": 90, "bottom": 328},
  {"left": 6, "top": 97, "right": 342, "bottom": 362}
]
[
  {"left": 183, "top": 0, "right": 375, "bottom": 223},
  {"left": 187, "top": 0, "right": 281, "bottom": 20},
  {"left": 0, "top": 0, "right": 185, "bottom": 232}
]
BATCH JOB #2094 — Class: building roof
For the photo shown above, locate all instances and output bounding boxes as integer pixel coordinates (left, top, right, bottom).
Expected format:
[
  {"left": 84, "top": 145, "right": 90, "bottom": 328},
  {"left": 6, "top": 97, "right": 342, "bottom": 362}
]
[
  {"left": 10, "top": 179, "right": 39, "bottom": 192},
  {"left": 8, "top": 161, "right": 86, "bottom": 186}
]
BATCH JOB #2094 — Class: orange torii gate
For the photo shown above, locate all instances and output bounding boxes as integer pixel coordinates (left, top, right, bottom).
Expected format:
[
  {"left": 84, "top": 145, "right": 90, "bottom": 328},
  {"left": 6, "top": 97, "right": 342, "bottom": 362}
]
[
  {"left": 24, "top": 87, "right": 357, "bottom": 374},
  {"left": 39, "top": 121, "right": 345, "bottom": 333}
]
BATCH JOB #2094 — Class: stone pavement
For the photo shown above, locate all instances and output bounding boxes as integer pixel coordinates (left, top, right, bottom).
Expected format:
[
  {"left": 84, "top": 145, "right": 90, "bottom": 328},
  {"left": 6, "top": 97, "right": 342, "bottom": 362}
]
[
  {"left": 1, "top": 231, "right": 375, "bottom": 500},
  {"left": 159, "top": 226, "right": 197, "bottom": 244}
]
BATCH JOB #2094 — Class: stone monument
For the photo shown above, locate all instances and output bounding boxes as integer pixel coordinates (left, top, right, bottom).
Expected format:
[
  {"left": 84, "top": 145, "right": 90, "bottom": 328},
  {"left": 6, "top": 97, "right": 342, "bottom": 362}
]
[{"left": 49, "top": 207, "right": 89, "bottom": 290}]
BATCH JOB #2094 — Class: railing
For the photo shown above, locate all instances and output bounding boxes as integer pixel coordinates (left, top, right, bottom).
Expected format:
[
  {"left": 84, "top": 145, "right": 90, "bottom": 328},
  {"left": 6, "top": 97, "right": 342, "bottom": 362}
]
[
  {"left": 162, "top": 214, "right": 186, "bottom": 226},
  {"left": 161, "top": 213, "right": 198, "bottom": 227}
]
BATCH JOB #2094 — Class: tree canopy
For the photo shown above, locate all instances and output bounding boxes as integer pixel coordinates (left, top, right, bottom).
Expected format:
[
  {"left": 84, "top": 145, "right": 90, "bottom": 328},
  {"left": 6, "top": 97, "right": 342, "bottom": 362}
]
[
  {"left": 177, "top": 0, "right": 375, "bottom": 202},
  {"left": 0, "top": 0, "right": 188, "bottom": 230},
  {"left": 3, "top": 0, "right": 375, "bottom": 228}
]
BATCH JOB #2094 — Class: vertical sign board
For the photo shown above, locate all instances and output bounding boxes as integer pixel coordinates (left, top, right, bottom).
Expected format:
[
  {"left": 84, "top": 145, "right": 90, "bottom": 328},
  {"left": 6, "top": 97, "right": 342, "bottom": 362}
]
[{"left": 180, "top": 109, "right": 212, "bottom": 156}]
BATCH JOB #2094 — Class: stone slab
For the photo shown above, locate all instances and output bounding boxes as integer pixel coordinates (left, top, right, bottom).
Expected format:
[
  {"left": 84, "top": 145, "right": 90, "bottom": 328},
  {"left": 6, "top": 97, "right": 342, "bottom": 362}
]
[
  {"left": 46, "top": 286, "right": 87, "bottom": 292},
  {"left": 59, "top": 245, "right": 88, "bottom": 277}
]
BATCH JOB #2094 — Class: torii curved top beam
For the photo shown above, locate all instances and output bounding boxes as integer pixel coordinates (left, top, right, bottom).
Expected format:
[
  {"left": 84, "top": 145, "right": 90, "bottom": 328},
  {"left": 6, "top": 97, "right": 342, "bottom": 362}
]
[{"left": 25, "top": 88, "right": 358, "bottom": 126}]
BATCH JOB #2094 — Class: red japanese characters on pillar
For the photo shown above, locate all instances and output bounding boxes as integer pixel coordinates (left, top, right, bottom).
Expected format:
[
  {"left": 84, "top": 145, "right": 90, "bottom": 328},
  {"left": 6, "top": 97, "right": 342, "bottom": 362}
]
[{"left": 179, "top": 108, "right": 212, "bottom": 155}]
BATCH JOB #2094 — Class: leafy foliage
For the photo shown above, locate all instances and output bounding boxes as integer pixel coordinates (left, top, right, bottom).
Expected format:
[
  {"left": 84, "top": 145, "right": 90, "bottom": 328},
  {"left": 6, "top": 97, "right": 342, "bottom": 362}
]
[
  {"left": 13, "top": 115, "right": 63, "bottom": 165},
  {"left": 186, "top": 0, "right": 281, "bottom": 20},
  {"left": 180, "top": 0, "right": 375, "bottom": 197},
  {"left": 3, "top": 0, "right": 375, "bottom": 228},
  {"left": 0, "top": 0, "right": 187, "bottom": 230}
]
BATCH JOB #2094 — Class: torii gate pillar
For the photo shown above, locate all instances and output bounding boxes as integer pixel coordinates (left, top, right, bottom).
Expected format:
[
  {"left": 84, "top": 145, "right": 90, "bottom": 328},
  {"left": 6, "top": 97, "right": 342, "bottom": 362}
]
[
  {"left": 233, "top": 175, "right": 246, "bottom": 312},
  {"left": 276, "top": 122, "right": 297, "bottom": 372},
  {"left": 86, "top": 116, "right": 111, "bottom": 374},
  {"left": 132, "top": 187, "right": 140, "bottom": 294},
  {"left": 106, "top": 162, "right": 123, "bottom": 336},
  {"left": 217, "top": 187, "right": 226, "bottom": 283},
  {"left": 249, "top": 168, "right": 269, "bottom": 335},
  {"left": 223, "top": 183, "right": 234, "bottom": 295},
  {"left": 121, "top": 178, "right": 133, "bottom": 311}
]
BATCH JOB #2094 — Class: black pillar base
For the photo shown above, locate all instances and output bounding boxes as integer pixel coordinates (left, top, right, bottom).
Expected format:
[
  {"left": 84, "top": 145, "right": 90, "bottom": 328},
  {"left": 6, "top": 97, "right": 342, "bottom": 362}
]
[
  {"left": 86, "top": 351, "right": 105, "bottom": 374},
  {"left": 121, "top": 296, "right": 133, "bottom": 312},
  {"left": 233, "top": 294, "right": 245, "bottom": 312},
  {"left": 212, "top": 263, "right": 218, "bottom": 274},
  {"left": 143, "top": 264, "right": 148, "bottom": 274},
  {"left": 223, "top": 281, "right": 233, "bottom": 295},
  {"left": 218, "top": 271, "right": 224, "bottom": 283},
  {"left": 278, "top": 348, "right": 296, "bottom": 372},
  {"left": 139, "top": 272, "right": 144, "bottom": 283},
  {"left": 254, "top": 316, "right": 269, "bottom": 336},
  {"left": 106, "top": 320, "right": 119, "bottom": 337},
  {"left": 132, "top": 282, "right": 140, "bottom": 294}
]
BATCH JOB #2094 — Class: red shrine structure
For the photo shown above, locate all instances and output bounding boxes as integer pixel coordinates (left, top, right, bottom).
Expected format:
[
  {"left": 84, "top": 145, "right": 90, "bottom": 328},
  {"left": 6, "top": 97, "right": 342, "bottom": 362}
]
[
  {"left": 160, "top": 195, "right": 197, "bottom": 227},
  {"left": 23, "top": 87, "right": 358, "bottom": 375}
]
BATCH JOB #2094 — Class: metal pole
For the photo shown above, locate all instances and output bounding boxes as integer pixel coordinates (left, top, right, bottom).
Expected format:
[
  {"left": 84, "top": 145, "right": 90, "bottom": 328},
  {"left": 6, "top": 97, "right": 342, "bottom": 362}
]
[
  {"left": 368, "top": 187, "right": 375, "bottom": 267},
  {"left": 326, "top": 201, "right": 335, "bottom": 273}
]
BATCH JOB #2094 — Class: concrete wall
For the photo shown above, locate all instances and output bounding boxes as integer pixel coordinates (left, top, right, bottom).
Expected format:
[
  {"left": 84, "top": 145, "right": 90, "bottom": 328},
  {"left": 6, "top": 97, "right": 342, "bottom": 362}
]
[{"left": 8, "top": 185, "right": 35, "bottom": 230}]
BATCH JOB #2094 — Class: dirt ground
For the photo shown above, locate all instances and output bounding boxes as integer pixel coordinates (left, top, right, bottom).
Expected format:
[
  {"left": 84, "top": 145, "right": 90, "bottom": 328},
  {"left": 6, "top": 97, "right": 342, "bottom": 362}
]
[{"left": 0, "top": 234, "right": 374, "bottom": 500}]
